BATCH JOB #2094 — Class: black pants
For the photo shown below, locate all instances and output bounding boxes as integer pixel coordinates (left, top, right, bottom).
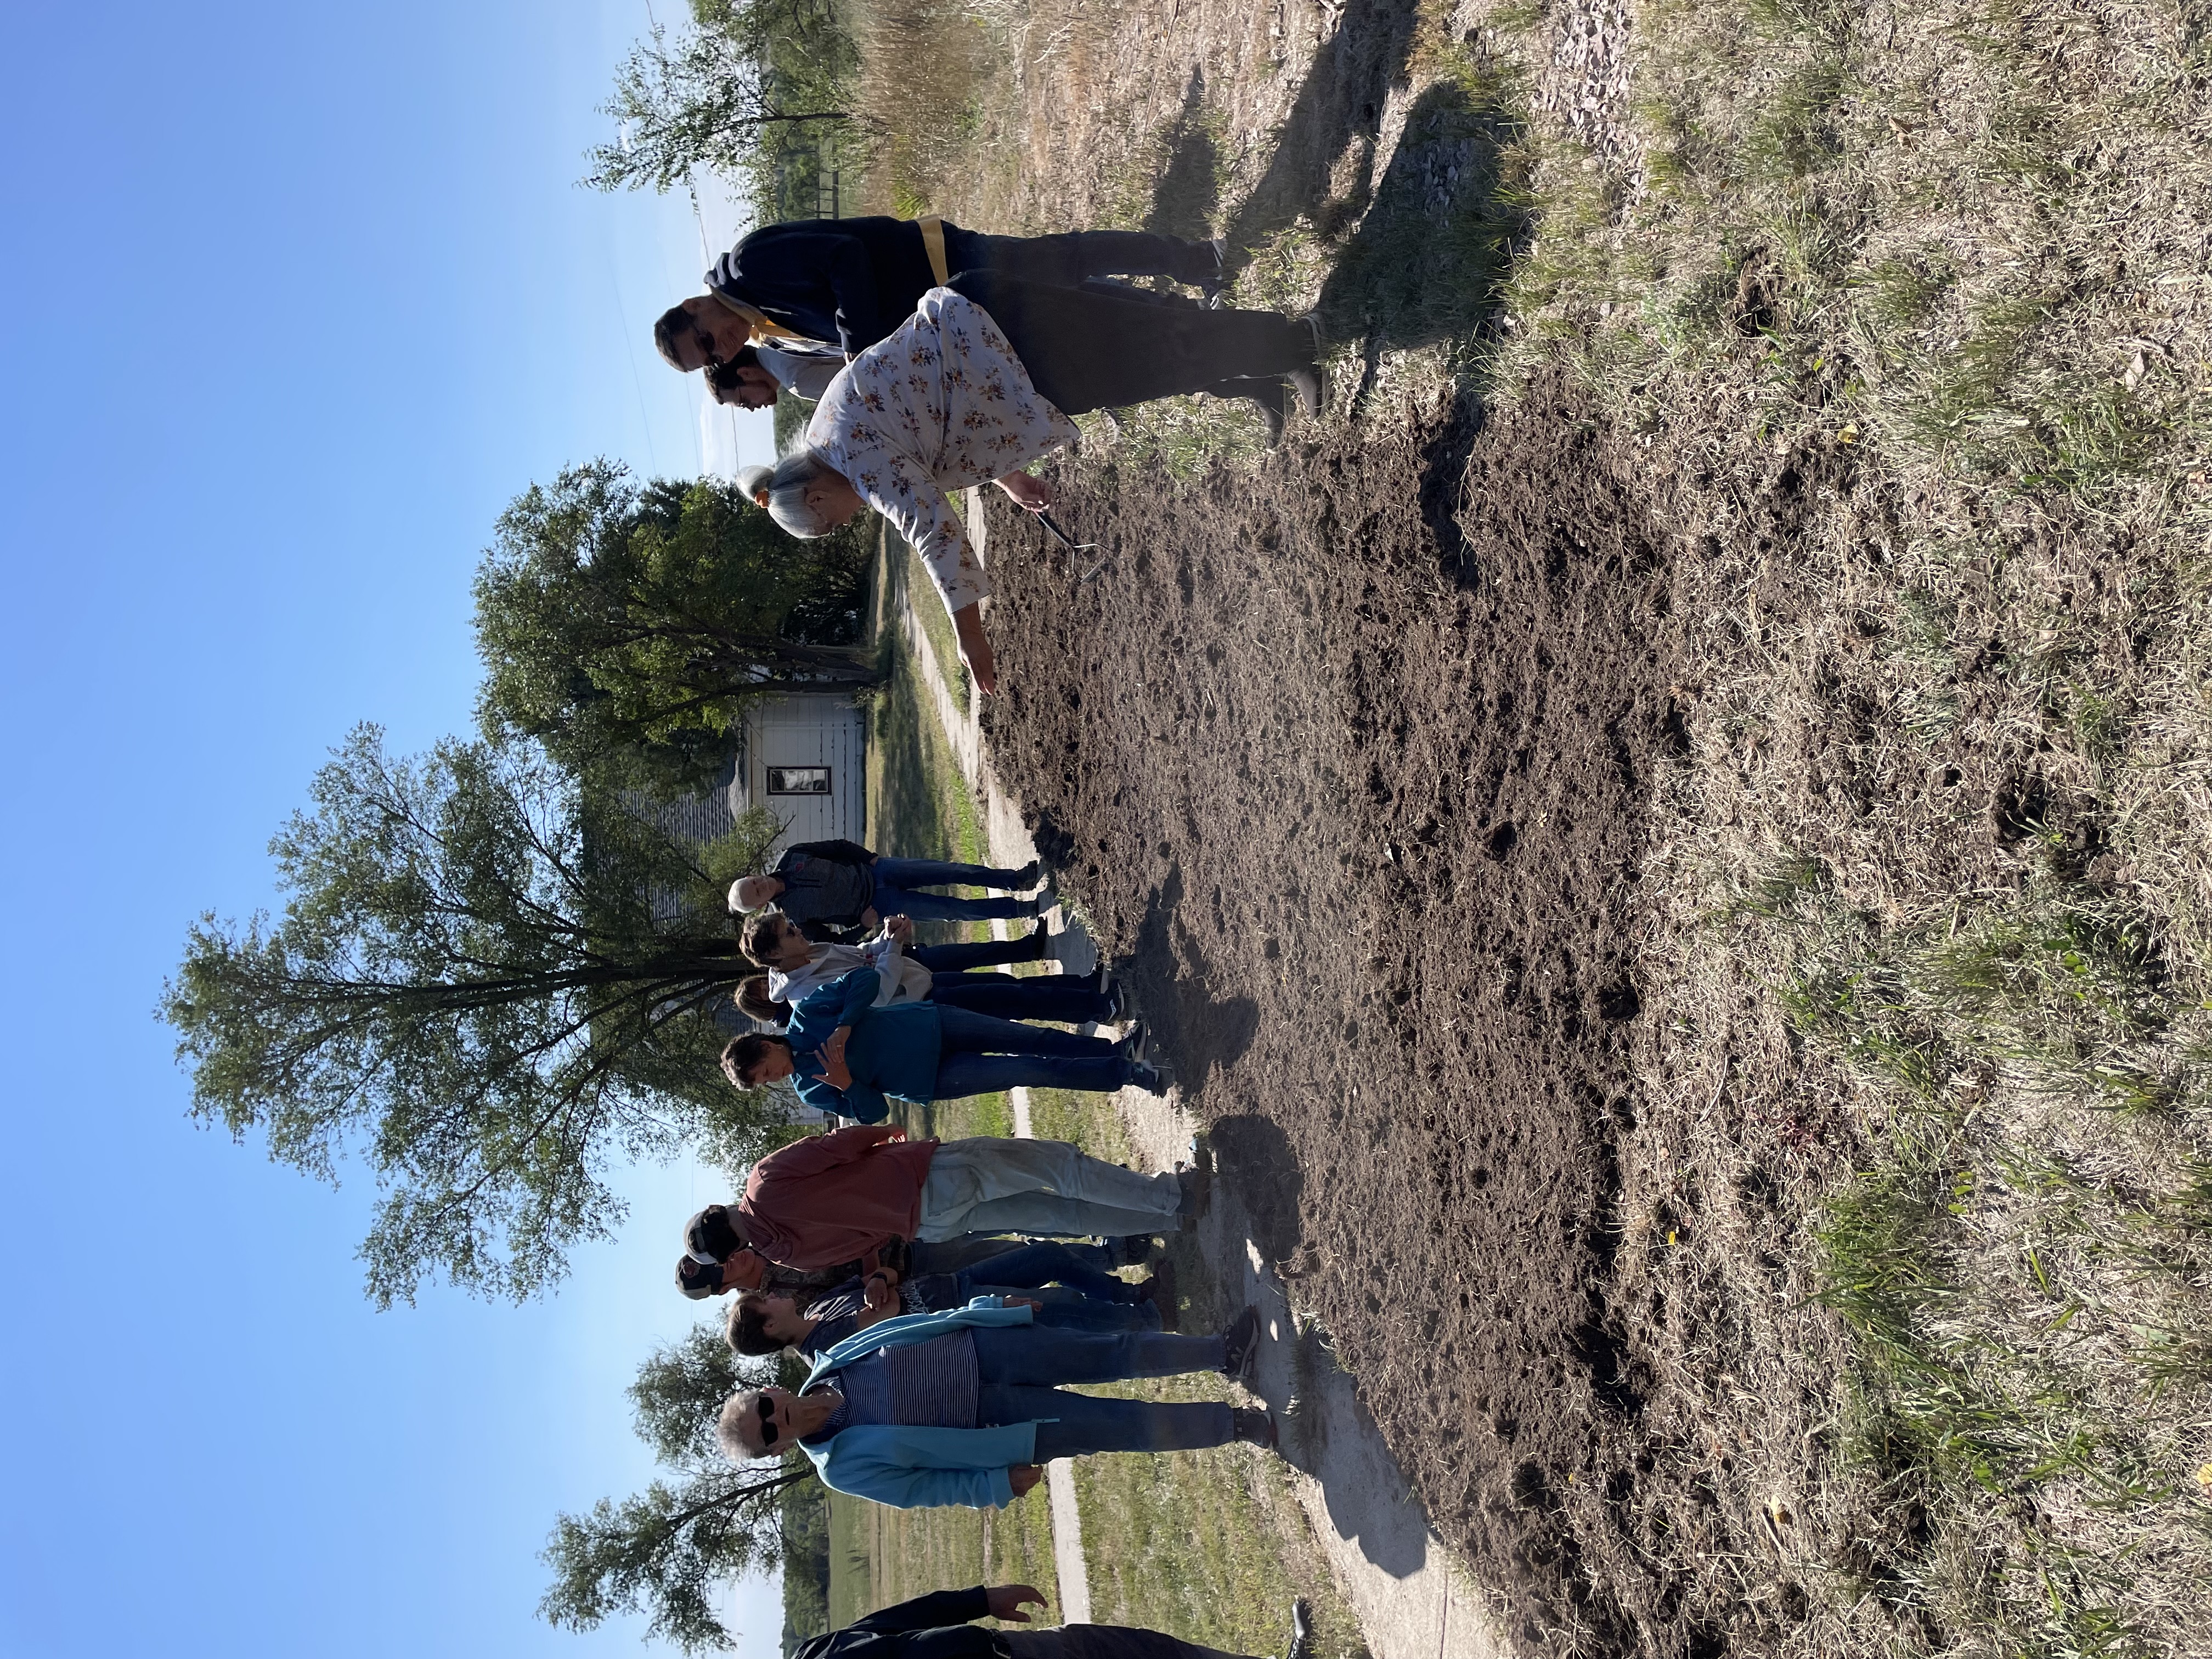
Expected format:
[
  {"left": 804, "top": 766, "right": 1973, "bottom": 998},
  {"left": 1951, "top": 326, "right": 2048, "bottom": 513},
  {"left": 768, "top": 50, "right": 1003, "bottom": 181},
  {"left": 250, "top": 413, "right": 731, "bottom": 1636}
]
[
  {"left": 944, "top": 225, "right": 1216, "bottom": 289},
  {"left": 947, "top": 270, "right": 1312, "bottom": 416},
  {"left": 1003, "top": 1628, "right": 1259, "bottom": 1659}
]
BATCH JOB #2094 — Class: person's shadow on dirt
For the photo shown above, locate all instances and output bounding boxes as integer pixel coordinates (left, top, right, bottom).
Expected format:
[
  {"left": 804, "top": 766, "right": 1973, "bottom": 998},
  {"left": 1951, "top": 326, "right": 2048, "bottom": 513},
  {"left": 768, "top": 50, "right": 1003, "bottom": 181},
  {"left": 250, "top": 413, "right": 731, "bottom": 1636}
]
[
  {"left": 1204, "top": 1114, "right": 1435, "bottom": 1581},
  {"left": 1119, "top": 868, "right": 1259, "bottom": 1093}
]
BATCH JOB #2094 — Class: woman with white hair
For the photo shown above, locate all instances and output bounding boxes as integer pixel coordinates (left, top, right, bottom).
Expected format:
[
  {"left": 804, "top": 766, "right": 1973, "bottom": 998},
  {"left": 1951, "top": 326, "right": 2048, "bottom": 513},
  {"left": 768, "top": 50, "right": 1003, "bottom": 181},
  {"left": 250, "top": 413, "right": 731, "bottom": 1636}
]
[
  {"left": 716, "top": 1297, "right": 1277, "bottom": 1509},
  {"left": 743, "top": 272, "right": 1323, "bottom": 693}
]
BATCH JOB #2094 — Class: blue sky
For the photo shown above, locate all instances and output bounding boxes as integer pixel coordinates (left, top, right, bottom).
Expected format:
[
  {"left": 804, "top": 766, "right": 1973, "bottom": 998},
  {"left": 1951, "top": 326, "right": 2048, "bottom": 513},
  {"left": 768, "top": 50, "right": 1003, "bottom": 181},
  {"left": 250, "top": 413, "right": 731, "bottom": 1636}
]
[{"left": 0, "top": 2, "right": 776, "bottom": 1653}]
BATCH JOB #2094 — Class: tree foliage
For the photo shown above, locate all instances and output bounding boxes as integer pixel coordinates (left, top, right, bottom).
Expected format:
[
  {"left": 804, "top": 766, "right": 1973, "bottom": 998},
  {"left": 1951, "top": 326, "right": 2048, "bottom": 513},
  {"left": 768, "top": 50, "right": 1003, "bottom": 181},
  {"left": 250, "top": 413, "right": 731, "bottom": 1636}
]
[
  {"left": 540, "top": 1322, "right": 815, "bottom": 1652},
  {"left": 160, "top": 725, "right": 792, "bottom": 1306},
  {"left": 476, "top": 462, "right": 877, "bottom": 796},
  {"left": 585, "top": 0, "right": 861, "bottom": 196}
]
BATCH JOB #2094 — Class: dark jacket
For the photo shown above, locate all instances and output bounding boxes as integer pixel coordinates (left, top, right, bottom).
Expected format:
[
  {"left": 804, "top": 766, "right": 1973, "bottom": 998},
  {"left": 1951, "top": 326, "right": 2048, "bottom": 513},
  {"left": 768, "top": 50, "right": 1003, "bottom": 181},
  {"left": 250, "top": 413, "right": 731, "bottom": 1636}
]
[
  {"left": 707, "top": 217, "right": 979, "bottom": 357},
  {"left": 793, "top": 1587, "right": 1004, "bottom": 1659},
  {"left": 773, "top": 839, "right": 877, "bottom": 937}
]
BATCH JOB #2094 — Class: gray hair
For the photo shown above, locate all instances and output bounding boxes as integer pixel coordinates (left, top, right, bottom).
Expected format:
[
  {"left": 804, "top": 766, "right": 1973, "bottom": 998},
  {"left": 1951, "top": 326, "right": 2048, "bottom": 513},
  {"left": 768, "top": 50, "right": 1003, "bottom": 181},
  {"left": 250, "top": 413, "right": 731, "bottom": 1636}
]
[
  {"left": 735, "top": 464, "right": 772, "bottom": 505},
  {"left": 764, "top": 449, "right": 841, "bottom": 539},
  {"left": 717, "top": 1389, "right": 770, "bottom": 1463}
]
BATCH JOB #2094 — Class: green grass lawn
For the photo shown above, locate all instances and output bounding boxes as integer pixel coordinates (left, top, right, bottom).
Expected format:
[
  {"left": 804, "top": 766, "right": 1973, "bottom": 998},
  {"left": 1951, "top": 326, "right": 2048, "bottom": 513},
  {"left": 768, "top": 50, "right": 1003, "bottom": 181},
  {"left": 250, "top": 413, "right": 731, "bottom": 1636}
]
[
  {"left": 1073, "top": 1376, "right": 1370, "bottom": 1659},
  {"left": 826, "top": 1482, "right": 1063, "bottom": 1627},
  {"left": 865, "top": 533, "right": 1009, "bottom": 1141}
]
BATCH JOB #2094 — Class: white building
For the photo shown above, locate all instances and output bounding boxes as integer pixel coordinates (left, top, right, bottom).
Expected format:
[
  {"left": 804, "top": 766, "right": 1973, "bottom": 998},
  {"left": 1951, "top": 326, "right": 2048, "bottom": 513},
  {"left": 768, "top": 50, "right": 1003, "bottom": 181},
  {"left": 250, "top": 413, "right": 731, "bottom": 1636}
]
[{"left": 725, "top": 691, "right": 868, "bottom": 850}]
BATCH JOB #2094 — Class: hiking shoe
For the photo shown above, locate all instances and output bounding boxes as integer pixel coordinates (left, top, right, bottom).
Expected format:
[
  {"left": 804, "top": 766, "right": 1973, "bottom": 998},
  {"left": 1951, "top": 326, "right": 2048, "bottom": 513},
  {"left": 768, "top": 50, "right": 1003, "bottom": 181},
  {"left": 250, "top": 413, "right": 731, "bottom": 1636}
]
[
  {"left": 1231, "top": 1406, "right": 1279, "bottom": 1449},
  {"left": 1112, "top": 1232, "right": 1156, "bottom": 1268},
  {"left": 1221, "top": 1304, "right": 1262, "bottom": 1382},
  {"left": 1128, "top": 1060, "right": 1169, "bottom": 1097},
  {"left": 1011, "top": 859, "right": 1042, "bottom": 889},
  {"left": 1144, "top": 1259, "right": 1180, "bottom": 1331},
  {"left": 1178, "top": 1161, "right": 1211, "bottom": 1219},
  {"left": 1103, "top": 972, "right": 1131, "bottom": 1023},
  {"left": 1117, "top": 1021, "right": 1149, "bottom": 1064},
  {"left": 1285, "top": 1600, "right": 1314, "bottom": 1659},
  {"left": 1245, "top": 379, "right": 1288, "bottom": 448},
  {"left": 1286, "top": 363, "right": 1324, "bottom": 419}
]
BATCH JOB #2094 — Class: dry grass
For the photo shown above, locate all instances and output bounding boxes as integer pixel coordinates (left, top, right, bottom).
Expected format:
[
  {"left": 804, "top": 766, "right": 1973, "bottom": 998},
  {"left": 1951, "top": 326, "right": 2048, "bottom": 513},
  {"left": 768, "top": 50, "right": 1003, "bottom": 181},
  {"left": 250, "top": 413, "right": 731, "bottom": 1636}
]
[{"left": 835, "top": 0, "right": 2212, "bottom": 1646}]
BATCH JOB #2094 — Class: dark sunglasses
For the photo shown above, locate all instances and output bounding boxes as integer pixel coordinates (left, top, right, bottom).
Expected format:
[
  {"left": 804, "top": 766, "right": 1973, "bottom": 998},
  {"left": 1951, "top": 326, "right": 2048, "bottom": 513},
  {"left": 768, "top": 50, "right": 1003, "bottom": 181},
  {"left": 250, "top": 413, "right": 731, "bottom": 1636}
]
[
  {"left": 757, "top": 1393, "right": 780, "bottom": 1446},
  {"left": 693, "top": 321, "right": 726, "bottom": 372}
]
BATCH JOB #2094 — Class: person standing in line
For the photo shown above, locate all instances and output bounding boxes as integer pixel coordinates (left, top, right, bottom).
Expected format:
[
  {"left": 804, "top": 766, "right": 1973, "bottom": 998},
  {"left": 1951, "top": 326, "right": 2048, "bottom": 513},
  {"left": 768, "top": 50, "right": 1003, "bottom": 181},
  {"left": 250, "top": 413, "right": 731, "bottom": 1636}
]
[
  {"left": 729, "top": 838, "right": 1045, "bottom": 937},
  {"left": 721, "top": 966, "right": 1159, "bottom": 1122},
  {"left": 728, "top": 1237, "right": 1177, "bottom": 1360},
  {"left": 716, "top": 1297, "right": 1277, "bottom": 1508},
  {"left": 739, "top": 910, "right": 1125, "bottom": 1026},
  {"left": 723, "top": 1123, "right": 1198, "bottom": 1272},
  {"left": 674, "top": 1206, "right": 1153, "bottom": 1303}
]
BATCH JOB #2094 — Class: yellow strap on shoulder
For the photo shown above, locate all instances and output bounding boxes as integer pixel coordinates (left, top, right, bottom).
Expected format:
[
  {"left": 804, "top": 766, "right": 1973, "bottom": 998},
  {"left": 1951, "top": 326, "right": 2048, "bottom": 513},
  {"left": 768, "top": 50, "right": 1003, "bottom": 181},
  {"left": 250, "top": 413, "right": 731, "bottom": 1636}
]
[
  {"left": 917, "top": 215, "right": 950, "bottom": 286},
  {"left": 708, "top": 287, "right": 806, "bottom": 345}
]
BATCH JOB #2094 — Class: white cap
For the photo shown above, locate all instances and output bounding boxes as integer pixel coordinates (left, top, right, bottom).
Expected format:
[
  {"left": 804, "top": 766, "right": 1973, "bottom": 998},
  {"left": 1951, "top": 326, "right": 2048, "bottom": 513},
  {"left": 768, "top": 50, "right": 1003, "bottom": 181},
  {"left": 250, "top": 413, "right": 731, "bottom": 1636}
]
[{"left": 729, "top": 878, "right": 758, "bottom": 913}]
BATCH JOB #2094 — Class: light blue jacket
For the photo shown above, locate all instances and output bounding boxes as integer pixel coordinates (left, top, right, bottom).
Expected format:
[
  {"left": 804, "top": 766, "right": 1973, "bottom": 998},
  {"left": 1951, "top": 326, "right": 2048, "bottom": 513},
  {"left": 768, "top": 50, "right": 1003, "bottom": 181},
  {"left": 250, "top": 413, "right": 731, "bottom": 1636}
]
[{"left": 798, "top": 1299, "right": 1042, "bottom": 1510}]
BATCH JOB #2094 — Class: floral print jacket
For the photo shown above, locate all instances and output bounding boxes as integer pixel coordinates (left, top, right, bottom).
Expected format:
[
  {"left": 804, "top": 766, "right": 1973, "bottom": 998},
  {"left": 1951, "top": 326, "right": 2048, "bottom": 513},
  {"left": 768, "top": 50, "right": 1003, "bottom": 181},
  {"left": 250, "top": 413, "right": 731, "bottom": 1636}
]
[{"left": 806, "top": 288, "right": 1079, "bottom": 616}]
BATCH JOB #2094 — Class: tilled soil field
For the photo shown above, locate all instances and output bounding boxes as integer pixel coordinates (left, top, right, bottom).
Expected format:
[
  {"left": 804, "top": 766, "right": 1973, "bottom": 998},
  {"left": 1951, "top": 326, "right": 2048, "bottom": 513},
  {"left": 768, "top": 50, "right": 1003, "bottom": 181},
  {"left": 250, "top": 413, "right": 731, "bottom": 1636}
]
[{"left": 981, "top": 381, "right": 1871, "bottom": 1658}]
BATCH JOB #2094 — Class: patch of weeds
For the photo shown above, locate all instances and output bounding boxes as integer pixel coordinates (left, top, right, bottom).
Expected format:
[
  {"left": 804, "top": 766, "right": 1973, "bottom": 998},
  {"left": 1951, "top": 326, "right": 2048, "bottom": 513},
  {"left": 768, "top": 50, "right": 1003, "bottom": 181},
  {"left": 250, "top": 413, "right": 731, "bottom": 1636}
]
[
  {"left": 1851, "top": 253, "right": 1956, "bottom": 342},
  {"left": 1771, "top": 867, "right": 2212, "bottom": 1647},
  {"left": 1233, "top": 223, "right": 1328, "bottom": 316},
  {"left": 1729, "top": 850, "right": 1833, "bottom": 919},
  {"left": 1315, "top": 49, "right": 1535, "bottom": 362},
  {"left": 1740, "top": 56, "right": 1848, "bottom": 184},
  {"left": 1074, "top": 396, "right": 1269, "bottom": 482}
]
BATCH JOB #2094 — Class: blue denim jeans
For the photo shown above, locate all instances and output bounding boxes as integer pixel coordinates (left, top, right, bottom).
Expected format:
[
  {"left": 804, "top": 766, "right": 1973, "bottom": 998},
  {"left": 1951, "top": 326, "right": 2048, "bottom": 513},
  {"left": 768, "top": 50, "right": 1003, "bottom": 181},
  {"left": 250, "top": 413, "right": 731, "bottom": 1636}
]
[
  {"left": 970, "top": 1285, "right": 1158, "bottom": 1332},
  {"left": 872, "top": 856, "right": 1036, "bottom": 923},
  {"left": 970, "top": 1326, "right": 1221, "bottom": 1386},
  {"left": 979, "top": 1387, "right": 1235, "bottom": 1457},
  {"left": 953, "top": 1242, "right": 1143, "bottom": 1303},
  {"left": 932, "top": 1004, "right": 1128, "bottom": 1098},
  {"left": 905, "top": 1235, "right": 1115, "bottom": 1276}
]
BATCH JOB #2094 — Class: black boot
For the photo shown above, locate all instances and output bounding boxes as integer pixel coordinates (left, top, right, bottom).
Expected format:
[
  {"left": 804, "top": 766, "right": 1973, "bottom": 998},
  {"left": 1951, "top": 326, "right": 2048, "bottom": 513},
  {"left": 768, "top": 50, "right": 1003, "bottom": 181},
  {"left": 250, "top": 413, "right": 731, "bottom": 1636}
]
[
  {"left": 1231, "top": 1406, "right": 1278, "bottom": 1448},
  {"left": 1220, "top": 1304, "right": 1261, "bottom": 1381}
]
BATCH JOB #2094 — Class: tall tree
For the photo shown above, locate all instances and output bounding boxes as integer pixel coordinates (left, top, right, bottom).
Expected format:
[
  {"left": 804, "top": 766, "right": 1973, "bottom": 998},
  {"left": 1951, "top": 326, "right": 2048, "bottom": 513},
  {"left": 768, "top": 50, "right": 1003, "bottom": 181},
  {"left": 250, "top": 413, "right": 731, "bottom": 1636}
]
[
  {"left": 585, "top": 0, "right": 860, "bottom": 195},
  {"left": 160, "top": 725, "right": 792, "bottom": 1307},
  {"left": 541, "top": 1322, "right": 815, "bottom": 1652},
  {"left": 476, "top": 462, "right": 877, "bottom": 795}
]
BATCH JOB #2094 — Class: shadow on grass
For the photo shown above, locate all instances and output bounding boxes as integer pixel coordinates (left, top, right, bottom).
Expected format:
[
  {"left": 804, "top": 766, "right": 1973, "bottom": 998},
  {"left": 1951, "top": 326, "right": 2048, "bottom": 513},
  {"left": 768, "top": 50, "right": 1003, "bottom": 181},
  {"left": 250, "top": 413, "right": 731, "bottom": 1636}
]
[
  {"left": 1142, "top": 69, "right": 1223, "bottom": 242},
  {"left": 1218, "top": 0, "right": 1424, "bottom": 255},
  {"left": 1312, "top": 76, "right": 1531, "bottom": 375}
]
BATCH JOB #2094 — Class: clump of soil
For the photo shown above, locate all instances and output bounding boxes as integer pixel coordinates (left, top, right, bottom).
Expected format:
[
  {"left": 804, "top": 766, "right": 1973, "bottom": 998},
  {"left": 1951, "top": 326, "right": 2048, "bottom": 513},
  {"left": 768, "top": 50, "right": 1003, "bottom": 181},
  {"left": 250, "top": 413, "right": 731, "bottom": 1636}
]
[{"left": 983, "top": 377, "right": 1801, "bottom": 1656}]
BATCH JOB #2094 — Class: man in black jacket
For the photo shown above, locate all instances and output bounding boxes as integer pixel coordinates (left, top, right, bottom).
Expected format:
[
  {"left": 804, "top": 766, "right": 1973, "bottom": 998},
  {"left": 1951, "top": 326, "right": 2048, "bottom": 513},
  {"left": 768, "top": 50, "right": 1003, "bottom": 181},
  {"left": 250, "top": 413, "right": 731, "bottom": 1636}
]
[
  {"left": 795, "top": 1584, "right": 1313, "bottom": 1659},
  {"left": 729, "top": 838, "right": 1043, "bottom": 938},
  {"left": 653, "top": 216, "right": 1226, "bottom": 367}
]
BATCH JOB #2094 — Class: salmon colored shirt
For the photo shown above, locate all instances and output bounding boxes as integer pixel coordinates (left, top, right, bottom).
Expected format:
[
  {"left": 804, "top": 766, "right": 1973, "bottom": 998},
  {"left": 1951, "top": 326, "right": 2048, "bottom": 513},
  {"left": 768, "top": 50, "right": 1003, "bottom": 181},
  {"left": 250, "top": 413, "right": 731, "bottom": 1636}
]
[{"left": 738, "top": 1124, "right": 941, "bottom": 1269}]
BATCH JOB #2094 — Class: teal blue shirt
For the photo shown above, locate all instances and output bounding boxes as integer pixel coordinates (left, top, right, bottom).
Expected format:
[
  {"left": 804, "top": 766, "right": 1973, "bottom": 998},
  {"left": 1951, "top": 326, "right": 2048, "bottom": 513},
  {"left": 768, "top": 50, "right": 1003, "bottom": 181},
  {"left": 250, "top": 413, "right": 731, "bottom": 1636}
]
[
  {"left": 798, "top": 1299, "right": 1042, "bottom": 1509},
  {"left": 790, "top": 968, "right": 944, "bottom": 1122}
]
